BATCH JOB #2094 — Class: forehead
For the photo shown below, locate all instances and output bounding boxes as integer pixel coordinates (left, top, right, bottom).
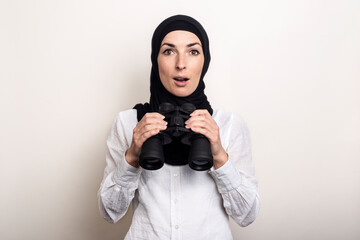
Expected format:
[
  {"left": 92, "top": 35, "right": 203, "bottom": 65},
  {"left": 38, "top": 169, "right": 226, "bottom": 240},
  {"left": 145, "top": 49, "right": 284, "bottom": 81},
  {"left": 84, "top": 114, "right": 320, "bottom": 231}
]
[{"left": 161, "top": 30, "right": 201, "bottom": 45}]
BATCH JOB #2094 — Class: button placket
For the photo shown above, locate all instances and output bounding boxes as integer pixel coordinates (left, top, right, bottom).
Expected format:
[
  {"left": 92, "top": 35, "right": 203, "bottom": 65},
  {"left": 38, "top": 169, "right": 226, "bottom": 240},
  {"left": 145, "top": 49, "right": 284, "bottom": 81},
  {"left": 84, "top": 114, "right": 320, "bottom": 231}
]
[{"left": 170, "top": 166, "right": 181, "bottom": 239}]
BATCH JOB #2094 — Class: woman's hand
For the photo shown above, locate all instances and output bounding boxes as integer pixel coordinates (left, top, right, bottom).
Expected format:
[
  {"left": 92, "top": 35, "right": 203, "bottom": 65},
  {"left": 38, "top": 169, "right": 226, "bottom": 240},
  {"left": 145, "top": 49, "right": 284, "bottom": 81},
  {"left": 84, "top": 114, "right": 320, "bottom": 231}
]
[
  {"left": 125, "top": 113, "right": 167, "bottom": 167},
  {"left": 185, "top": 110, "right": 228, "bottom": 169}
]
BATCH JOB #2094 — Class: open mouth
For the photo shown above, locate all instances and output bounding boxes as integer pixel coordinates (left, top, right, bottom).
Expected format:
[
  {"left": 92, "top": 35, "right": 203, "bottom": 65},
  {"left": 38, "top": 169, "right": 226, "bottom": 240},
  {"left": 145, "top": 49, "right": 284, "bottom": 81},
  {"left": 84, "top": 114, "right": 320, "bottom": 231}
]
[
  {"left": 173, "top": 77, "right": 189, "bottom": 82},
  {"left": 173, "top": 77, "right": 189, "bottom": 87}
]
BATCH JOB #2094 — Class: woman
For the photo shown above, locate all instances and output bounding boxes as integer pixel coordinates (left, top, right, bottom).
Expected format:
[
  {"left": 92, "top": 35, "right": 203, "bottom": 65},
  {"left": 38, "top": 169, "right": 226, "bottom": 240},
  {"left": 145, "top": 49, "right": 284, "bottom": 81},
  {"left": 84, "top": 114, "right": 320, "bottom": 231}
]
[{"left": 98, "top": 15, "right": 260, "bottom": 240}]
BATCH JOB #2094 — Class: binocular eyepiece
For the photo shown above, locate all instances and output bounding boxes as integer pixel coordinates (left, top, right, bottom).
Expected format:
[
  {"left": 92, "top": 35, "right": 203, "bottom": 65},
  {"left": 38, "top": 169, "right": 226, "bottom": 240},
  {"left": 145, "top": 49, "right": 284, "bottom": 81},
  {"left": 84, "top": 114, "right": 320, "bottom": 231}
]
[{"left": 139, "top": 103, "right": 213, "bottom": 171}]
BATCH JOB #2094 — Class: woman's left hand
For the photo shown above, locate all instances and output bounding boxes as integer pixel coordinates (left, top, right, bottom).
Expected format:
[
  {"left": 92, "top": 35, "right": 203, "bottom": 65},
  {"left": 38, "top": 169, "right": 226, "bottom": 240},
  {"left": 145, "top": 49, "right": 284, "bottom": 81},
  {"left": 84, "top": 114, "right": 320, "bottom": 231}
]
[{"left": 185, "top": 109, "right": 228, "bottom": 169}]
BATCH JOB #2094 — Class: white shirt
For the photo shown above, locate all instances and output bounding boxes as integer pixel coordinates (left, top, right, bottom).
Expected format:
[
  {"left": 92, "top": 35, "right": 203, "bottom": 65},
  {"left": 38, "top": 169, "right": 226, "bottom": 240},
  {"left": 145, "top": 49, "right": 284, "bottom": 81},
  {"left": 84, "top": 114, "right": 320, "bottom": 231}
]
[{"left": 98, "top": 109, "right": 260, "bottom": 240}]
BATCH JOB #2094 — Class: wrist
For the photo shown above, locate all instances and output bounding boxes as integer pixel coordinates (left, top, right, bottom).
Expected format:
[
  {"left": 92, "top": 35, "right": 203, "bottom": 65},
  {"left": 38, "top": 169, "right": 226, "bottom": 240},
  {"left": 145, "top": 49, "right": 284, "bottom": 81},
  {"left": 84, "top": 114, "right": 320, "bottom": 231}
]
[
  {"left": 125, "top": 148, "right": 140, "bottom": 168},
  {"left": 213, "top": 149, "right": 228, "bottom": 169}
]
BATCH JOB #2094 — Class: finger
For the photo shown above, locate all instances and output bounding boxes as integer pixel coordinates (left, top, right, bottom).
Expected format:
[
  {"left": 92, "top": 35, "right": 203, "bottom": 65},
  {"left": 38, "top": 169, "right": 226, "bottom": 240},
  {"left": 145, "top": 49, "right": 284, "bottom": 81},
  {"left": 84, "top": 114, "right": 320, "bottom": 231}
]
[
  {"left": 139, "top": 127, "right": 162, "bottom": 143},
  {"left": 143, "top": 122, "right": 167, "bottom": 133},
  {"left": 189, "top": 123, "right": 217, "bottom": 138},
  {"left": 185, "top": 115, "right": 207, "bottom": 124},
  {"left": 190, "top": 109, "right": 210, "bottom": 116},
  {"left": 143, "top": 112, "right": 165, "bottom": 119},
  {"left": 186, "top": 115, "right": 216, "bottom": 129},
  {"left": 141, "top": 117, "right": 167, "bottom": 127},
  {"left": 137, "top": 113, "right": 164, "bottom": 127},
  {"left": 139, "top": 121, "right": 169, "bottom": 142},
  {"left": 191, "top": 125, "right": 220, "bottom": 144},
  {"left": 186, "top": 120, "right": 212, "bottom": 130},
  {"left": 188, "top": 110, "right": 213, "bottom": 124},
  {"left": 137, "top": 115, "right": 167, "bottom": 131},
  {"left": 138, "top": 118, "right": 167, "bottom": 133},
  {"left": 133, "top": 124, "right": 161, "bottom": 147},
  {"left": 189, "top": 126, "right": 213, "bottom": 140}
]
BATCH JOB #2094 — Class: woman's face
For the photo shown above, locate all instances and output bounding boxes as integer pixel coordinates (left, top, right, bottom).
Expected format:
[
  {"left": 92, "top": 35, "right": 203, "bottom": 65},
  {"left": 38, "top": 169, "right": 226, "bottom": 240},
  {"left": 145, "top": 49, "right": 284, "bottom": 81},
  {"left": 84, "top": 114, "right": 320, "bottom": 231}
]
[{"left": 157, "top": 30, "right": 204, "bottom": 97}]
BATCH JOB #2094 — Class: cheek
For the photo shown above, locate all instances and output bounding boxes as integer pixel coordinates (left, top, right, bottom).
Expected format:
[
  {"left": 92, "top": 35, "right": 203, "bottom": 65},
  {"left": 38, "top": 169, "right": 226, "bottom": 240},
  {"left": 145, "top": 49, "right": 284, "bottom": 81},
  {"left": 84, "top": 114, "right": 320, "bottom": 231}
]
[
  {"left": 157, "top": 59, "right": 173, "bottom": 89},
  {"left": 197, "top": 61, "right": 204, "bottom": 74},
  {"left": 192, "top": 58, "right": 204, "bottom": 78},
  {"left": 158, "top": 59, "right": 171, "bottom": 77}
]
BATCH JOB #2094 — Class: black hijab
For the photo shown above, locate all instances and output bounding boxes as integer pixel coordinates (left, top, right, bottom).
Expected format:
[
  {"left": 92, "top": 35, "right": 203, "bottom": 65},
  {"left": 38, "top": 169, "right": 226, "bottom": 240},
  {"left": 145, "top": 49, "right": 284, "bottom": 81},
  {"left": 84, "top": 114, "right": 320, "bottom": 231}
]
[{"left": 133, "top": 14, "right": 213, "bottom": 166}]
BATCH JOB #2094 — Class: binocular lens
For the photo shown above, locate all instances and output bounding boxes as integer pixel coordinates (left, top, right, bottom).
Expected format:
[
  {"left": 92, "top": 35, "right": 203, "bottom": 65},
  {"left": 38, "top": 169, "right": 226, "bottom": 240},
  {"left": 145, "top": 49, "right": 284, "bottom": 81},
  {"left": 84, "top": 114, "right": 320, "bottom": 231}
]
[
  {"left": 139, "top": 136, "right": 164, "bottom": 170},
  {"left": 188, "top": 136, "right": 213, "bottom": 171}
]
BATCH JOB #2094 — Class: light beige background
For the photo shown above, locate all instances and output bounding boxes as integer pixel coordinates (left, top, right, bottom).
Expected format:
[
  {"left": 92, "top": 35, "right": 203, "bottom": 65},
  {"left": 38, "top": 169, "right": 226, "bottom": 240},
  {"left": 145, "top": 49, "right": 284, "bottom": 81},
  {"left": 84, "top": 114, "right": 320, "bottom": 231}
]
[{"left": 1, "top": 0, "right": 359, "bottom": 239}]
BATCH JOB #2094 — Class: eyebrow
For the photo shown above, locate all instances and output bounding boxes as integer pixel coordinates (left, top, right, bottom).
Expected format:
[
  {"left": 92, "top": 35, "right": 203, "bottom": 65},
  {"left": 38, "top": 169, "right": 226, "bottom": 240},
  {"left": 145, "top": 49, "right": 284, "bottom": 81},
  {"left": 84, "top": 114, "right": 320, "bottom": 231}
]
[{"left": 161, "top": 42, "right": 202, "bottom": 48}]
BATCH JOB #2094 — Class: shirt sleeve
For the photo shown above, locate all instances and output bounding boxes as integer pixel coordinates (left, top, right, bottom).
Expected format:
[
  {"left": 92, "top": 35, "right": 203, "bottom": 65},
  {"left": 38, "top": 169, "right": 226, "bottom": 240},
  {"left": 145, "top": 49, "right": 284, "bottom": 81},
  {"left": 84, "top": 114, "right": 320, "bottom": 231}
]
[
  {"left": 209, "top": 113, "right": 260, "bottom": 227},
  {"left": 97, "top": 112, "right": 142, "bottom": 223}
]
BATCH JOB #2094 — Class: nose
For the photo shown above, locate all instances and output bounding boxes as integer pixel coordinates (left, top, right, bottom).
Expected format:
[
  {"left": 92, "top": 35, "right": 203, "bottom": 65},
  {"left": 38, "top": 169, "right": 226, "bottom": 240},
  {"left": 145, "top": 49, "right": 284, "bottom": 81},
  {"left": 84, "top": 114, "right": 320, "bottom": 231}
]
[{"left": 176, "top": 54, "right": 186, "bottom": 70}]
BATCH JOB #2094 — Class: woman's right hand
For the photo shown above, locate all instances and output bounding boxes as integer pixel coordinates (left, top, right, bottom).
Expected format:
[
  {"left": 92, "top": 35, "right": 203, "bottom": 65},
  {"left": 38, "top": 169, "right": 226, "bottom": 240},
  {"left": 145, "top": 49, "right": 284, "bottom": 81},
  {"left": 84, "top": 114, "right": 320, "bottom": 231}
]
[{"left": 125, "top": 113, "right": 167, "bottom": 167}]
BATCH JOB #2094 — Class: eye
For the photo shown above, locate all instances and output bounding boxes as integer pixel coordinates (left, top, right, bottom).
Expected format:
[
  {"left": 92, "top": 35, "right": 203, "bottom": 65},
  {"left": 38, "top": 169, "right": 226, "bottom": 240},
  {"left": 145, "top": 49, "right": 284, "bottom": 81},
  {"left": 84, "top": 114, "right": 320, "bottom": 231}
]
[
  {"left": 163, "top": 49, "right": 174, "bottom": 55},
  {"left": 190, "top": 49, "right": 200, "bottom": 56}
]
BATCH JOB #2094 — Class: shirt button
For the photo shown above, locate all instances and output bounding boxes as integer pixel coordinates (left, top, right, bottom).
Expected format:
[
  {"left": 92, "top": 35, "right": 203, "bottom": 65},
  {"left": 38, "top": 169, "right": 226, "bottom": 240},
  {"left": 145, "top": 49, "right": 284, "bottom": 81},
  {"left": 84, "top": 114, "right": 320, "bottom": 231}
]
[
  {"left": 174, "top": 199, "right": 178, "bottom": 204},
  {"left": 173, "top": 173, "right": 178, "bottom": 177},
  {"left": 175, "top": 225, "right": 179, "bottom": 229}
]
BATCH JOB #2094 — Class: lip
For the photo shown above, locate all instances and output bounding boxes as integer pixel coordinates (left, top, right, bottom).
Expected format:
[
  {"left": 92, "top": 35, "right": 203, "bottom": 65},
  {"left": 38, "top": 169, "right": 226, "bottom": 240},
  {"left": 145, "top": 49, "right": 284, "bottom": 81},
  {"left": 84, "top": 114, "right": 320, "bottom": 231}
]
[
  {"left": 173, "top": 76, "right": 189, "bottom": 80},
  {"left": 173, "top": 76, "right": 189, "bottom": 87}
]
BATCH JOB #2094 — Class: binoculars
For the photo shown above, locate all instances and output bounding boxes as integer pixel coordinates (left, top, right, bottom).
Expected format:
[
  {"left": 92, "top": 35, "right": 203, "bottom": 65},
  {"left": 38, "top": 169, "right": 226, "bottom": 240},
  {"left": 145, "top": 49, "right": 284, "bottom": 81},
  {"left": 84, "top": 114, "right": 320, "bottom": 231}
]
[{"left": 139, "top": 103, "right": 213, "bottom": 171}]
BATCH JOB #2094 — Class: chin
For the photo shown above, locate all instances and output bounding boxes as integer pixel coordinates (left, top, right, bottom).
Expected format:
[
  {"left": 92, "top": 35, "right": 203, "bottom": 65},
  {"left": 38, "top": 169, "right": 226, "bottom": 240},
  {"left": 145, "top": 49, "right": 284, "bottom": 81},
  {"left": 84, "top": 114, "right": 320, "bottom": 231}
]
[{"left": 171, "top": 89, "right": 192, "bottom": 97}]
